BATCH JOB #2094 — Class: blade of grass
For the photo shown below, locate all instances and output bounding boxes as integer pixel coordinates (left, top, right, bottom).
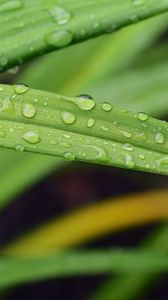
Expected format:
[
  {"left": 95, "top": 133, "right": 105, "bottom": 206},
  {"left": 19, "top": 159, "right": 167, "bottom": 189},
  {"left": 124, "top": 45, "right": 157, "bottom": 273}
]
[
  {"left": 0, "top": 0, "right": 168, "bottom": 71},
  {"left": 0, "top": 13, "right": 167, "bottom": 209},
  {"left": 0, "top": 249, "right": 168, "bottom": 289},
  {"left": 1, "top": 84, "right": 168, "bottom": 175},
  {"left": 90, "top": 224, "right": 168, "bottom": 300},
  {"left": 3, "top": 190, "right": 168, "bottom": 256}
]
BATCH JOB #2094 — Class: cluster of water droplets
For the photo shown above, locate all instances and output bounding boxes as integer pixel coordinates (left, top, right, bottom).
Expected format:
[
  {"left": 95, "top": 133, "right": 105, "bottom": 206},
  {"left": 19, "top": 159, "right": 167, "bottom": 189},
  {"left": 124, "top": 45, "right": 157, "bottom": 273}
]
[{"left": 45, "top": 5, "right": 73, "bottom": 49}]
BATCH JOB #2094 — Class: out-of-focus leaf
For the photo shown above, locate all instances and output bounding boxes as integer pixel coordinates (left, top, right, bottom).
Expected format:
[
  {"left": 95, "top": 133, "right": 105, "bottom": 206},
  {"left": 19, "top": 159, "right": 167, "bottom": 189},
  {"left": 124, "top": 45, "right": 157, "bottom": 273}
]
[
  {"left": 1, "top": 249, "right": 168, "bottom": 289},
  {"left": 0, "top": 0, "right": 168, "bottom": 71},
  {"left": 3, "top": 190, "right": 168, "bottom": 256}
]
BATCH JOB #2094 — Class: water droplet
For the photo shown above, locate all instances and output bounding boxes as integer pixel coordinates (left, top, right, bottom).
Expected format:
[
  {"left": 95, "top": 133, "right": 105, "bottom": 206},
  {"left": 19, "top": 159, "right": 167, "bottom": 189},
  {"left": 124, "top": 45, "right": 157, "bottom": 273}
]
[
  {"left": 145, "top": 163, "right": 150, "bottom": 170},
  {"left": 0, "top": 99, "right": 13, "bottom": 112},
  {"left": 120, "top": 130, "right": 132, "bottom": 138},
  {"left": 101, "top": 102, "right": 113, "bottom": 112},
  {"left": 45, "top": 30, "right": 72, "bottom": 48},
  {"left": 60, "top": 142, "right": 71, "bottom": 148},
  {"left": 88, "top": 145, "right": 108, "bottom": 162},
  {"left": 0, "top": 87, "right": 3, "bottom": 92},
  {"left": 0, "top": 0, "right": 23, "bottom": 13},
  {"left": 63, "top": 133, "right": 71, "bottom": 139},
  {"left": 61, "top": 111, "right": 76, "bottom": 125},
  {"left": 0, "top": 130, "right": 6, "bottom": 138},
  {"left": 22, "top": 131, "right": 40, "bottom": 144},
  {"left": 64, "top": 152, "right": 75, "bottom": 161},
  {"left": 50, "top": 6, "right": 72, "bottom": 25},
  {"left": 122, "top": 144, "right": 134, "bottom": 152},
  {"left": 14, "top": 84, "right": 29, "bottom": 94},
  {"left": 155, "top": 132, "right": 165, "bottom": 144},
  {"left": 15, "top": 144, "right": 24, "bottom": 152},
  {"left": 75, "top": 94, "right": 95, "bottom": 111},
  {"left": 137, "top": 112, "right": 148, "bottom": 121},
  {"left": 22, "top": 103, "right": 36, "bottom": 118},
  {"left": 101, "top": 125, "right": 109, "bottom": 131},
  {"left": 124, "top": 154, "right": 135, "bottom": 169},
  {"left": 157, "top": 156, "right": 168, "bottom": 170},
  {"left": 139, "top": 153, "right": 145, "bottom": 160},
  {"left": 87, "top": 118, "right": 95, "bottom": 128}
]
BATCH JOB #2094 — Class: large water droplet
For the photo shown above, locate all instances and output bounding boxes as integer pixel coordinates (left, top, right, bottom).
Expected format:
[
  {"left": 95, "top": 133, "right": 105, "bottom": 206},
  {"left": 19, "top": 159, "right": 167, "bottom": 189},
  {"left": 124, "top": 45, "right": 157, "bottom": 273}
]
[
  {"left": 14, "top": 84, "right": 29, "bottom": 94},
  {"left": 22, "top": 131, "right": 40, "bottom": 144},
  {"left": 22, "top": 103, "right": 36, "bottom": 118},
  {"left": 75, "top": 94, "right": 95, "bottom": 111},
  {"left": 0, "top": 99, "right": 13, "bottom": 112},
  {"left": 101, "top": 102, "right": 113, "bottom": 112},
  {"left": 88, "top": 145, "right": 108, "bottom": 162},
  {"left": 155, "top": 132, "right": 165, "bottom": 144},
  {"left": 61, "top": 111, "right": 76, "bottom": 124},
  {"left": 137, "top": 112, "right": 148, "bottom": 121},
  {"left": 45, "top": 30, "right": 72, "bottom": 48},
  {"left": 50, "top": 6, "right": 72, "bottom": 25}
]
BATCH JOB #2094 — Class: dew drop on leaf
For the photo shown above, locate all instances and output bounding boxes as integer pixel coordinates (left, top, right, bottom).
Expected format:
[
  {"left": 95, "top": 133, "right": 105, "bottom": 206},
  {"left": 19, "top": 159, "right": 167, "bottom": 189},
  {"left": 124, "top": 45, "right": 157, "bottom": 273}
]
[
  {"left": 75, "top": 94, "right": 95, "bottom": 111},
  {"left": 155, "top": 132, "right": 165, "bottom": 144},
  {"left": 101, "top": 102, "right": 113, "bottom": 112},
  {"left": 14, "top": 84, "right": 29, "bottom": 94},
  {"left": 122, "top": 144, "right": 134, "bottom": 152},
  {"left": 87, "top": 118, "right": 95, "bottom": 128},
  {"left": 50, "top": 6, "right": 72, "bottom": 25},
  {"left": 64, "top": 152, "right": 75, "bottom": 161},
  {"left": 45, "top": 30, "right": 72, "bottom": 48},
  {"left": 61, "top": 111, "right": 76, "bottom": 125},
  {"left": 22, "top": 103, "right": 36, "bottom": 118},
  {"left": 137, "top": 112, "right": 149, "bottom": 121},
  {"left": 15, "top": 144, "right": 24, "bottom": 152},
  {"left": 22, "top": 131, "right": 40, "bottom": 144},
  {"left": 120, "top": 130, "right": 132, "bottom": 138}
]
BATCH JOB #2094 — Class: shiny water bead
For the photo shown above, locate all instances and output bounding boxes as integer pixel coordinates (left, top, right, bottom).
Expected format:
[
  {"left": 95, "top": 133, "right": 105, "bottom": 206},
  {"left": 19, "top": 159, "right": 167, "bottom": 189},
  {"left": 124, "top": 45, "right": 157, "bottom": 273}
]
[
  {"left": 15, "top": 144, "right": 24, "bottom": 152},
  {"left": 14, "top": 84, "right": 29, "bottom": 94},
  {"left": 122, "top": 144, "right": 134, "bottom": 152},
  {"left": 64, "top": 152, "right": 75, "bottom": 161},
  {"left": 0, "top": 99, "right": 13, "bottom": 112},
  {"left": 45, "top": 30, "right": 72, "bottom": 48},
  {"left": 22, "top": 131, "right": 40, "bottom": 144},
  {"left": 120, "top": 130, "right": 132, "bottom": 138},
  {"left": 0, "top": 87, "right": 3, "bottom": 92},
  {"left": 0, "top": 0, "right": 23, "bottom": 12},
  {"left": 155, "top": 132, "right": 165, "bottom": 144},
  {"left": 50, "top": 6, "right": 72, "bottom": 25},
  {"left": 101, "top": 102, "right": 113, "bottom": 112},
  {"left": 87, "top": 118, "right": 95, "bottom": 128},
  {"left": 124, "top": 154, "right": 135, "bottom": 169},
  {"left": 137, "top": 112, "right": 149, "bottom": 121},
  {"left": 75, "top": 94, "right": 95, "bottom": 111},
  {"left": 61, "top": 111, "right": 76, "bottom": 125},
  {"left": 22, "top": 103, "right": 36, "bottom": 118}
]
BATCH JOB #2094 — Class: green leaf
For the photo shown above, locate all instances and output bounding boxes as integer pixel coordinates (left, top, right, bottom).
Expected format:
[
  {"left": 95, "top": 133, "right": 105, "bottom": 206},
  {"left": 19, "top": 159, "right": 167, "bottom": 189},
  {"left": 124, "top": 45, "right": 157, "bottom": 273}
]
[
  {"left": 1, "top": 249, "right": 168, "bottom": 289},
  {"left": 90, "top": 224, "right": 168, "bottom": 300},
  {"left": 0, "top": 83, "right": 168, "bottom": 175},
  {"left": 0, "top": 0, "right": 168, "bottom": 71}
]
